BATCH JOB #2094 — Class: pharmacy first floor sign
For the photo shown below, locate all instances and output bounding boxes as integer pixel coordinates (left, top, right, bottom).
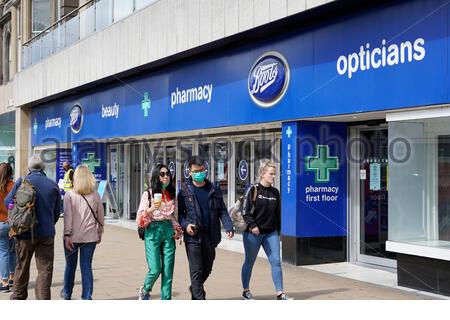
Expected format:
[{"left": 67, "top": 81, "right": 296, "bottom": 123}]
[{"left": 281, "top": 121, "right": 347, "bottom": 265}]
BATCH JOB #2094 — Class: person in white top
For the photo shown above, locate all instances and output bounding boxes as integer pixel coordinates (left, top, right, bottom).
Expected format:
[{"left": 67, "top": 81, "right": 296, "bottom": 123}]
[{"left": 62, "top": 165, "right": 104, "bottom": 300}]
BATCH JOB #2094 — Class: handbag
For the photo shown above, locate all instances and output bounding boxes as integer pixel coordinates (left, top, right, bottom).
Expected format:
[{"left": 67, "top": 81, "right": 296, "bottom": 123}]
[
  {"left": 137, "top": 189, "right": 152, "bottom": 240},
  {"left": 137, "top": 226, "right": 145, "bottom": 240}
]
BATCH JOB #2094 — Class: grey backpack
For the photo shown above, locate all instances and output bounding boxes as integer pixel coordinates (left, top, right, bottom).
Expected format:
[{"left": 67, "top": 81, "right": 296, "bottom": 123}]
[
  {"left": 8, "top": 178, "right": 38, "bottom": 239},
  {"left": 228, "top": 185, "right": 257, "bottom": 232}
]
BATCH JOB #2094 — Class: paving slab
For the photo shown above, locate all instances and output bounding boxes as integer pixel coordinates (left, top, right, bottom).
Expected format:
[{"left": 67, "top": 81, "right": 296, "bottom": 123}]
[{"left": 0, "top": 223, "right": 433, "bottom": 300}]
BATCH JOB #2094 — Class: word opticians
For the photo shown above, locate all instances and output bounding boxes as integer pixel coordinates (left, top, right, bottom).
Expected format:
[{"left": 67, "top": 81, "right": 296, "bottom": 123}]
[{"left": 336, "top": 37, "right": 425, "bottom": 79}]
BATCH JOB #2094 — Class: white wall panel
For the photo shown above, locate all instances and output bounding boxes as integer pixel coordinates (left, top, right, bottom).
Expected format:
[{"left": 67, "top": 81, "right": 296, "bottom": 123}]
[
  {"left": 287, "top": 0, "right": 306, "bottom": 15},
  {"left": 269, "top": 0, "right": 287, "bottom": 22},
  {"left": 225, "top": 0, "right": 239, "bottom": 36},
  {"left": 1, "top": 0, "right": 335, "bottom": 108},
  {"left": 239, "top": 0, "right": 254, "bottom": 32},
  {"left": 188, "top": 0, "right": 201, "bottom": 48},
  {"left": 212, "top": 0, "right": 225, "bottom": 41},
  {"left": 254, "top": 0, "right": 270, "bottom": 27},
  {"left": 306, "top": 0, "right": 327, "bottom": 10}
]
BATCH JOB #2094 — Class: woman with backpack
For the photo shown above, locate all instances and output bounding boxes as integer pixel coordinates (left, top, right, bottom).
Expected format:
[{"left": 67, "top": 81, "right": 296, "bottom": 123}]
[
  {"left": 241, "top": 159, "right": 293, "bottom": 300},
  {"left": 136, "top": 163, "right": 182, "bottom": 300},
  {"left": 61, "top": 165, "right": 104, "bottom": 300},
  {"left": 0, "top": 163, "right": 15, "bottom": 292}
]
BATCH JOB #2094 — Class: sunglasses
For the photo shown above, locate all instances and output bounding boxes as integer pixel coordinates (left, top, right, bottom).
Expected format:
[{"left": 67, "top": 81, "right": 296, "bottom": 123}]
[{"left": 159, "top": 171, "right": 170, "bottom": 178}]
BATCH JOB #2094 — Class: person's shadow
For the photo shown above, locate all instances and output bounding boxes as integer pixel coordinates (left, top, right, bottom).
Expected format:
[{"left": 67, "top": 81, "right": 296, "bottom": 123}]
[{"left": 219, "top": 288, "right": 350, "bottom": 300}]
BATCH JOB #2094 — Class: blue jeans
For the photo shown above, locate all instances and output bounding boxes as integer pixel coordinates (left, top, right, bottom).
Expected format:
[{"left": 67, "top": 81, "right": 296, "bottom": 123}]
[
  {"left": 0, "top": 222, "right": 16, "bottom": 280},
  {"left": 63, "top": 242, "right": 96, "bottom": 300},
  {"left": 241, "top": 230, "right": 283, "bottom": 292}
]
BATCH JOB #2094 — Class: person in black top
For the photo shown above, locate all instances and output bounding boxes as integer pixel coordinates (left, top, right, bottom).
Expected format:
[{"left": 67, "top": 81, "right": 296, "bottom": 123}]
[
  {"left": 241, "top": 159, "right": 293, "bottom": 300},
  {"left": 178, "top": 156, "right": 234, "bottom": 300}
]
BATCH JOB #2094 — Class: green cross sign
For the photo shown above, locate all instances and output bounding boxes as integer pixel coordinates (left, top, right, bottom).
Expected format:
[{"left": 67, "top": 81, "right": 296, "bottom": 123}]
[
  {"left": 141, "top": 92, "right": 151, "bottom": 117},
  {"left": 305, "top": 145, "right": 339, "bottom": 183},
  {"left": 82, "top": 153, "right": 101, "bottom": 172},
  {"left": 286, "top": 126, "right": 293, "bottom": 138},
  {"left": 33, "top": 118, "right": 38, "bottom": 135}
]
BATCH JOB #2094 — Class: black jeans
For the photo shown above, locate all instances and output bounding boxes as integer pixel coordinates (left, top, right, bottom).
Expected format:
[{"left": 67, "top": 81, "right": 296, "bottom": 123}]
[{"left": 185, "top": 232, "right": 216, "bottom": 300}]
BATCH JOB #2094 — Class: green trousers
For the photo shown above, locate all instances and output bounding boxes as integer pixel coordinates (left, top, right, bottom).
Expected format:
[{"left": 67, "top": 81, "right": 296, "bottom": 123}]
[{"left": 143, "top": 220, "right": 176, "bottom": 300}]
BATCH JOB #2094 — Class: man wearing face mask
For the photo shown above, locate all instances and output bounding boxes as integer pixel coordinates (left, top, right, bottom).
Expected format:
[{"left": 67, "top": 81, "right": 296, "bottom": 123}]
[{"left": 178, "top": 156, "right": 234, "bottom": 300}]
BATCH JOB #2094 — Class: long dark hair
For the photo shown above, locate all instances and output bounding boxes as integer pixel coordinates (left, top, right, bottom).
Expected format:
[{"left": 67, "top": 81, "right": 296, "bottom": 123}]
[
  {"left": 0, "top": 163, "right": 13, "bottom": 193},
  {"left": 149, "top": 164, "right": 176, "bottom": 200}
]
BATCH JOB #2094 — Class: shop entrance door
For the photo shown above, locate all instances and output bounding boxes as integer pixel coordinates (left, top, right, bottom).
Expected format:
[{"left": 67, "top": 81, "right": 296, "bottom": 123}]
[
  {"left": 350, "top": 127, "right": 396, "bottom": 268},
  {"left": 108, "top": 145, "right": 125, "bottom": 218},
  {"left": 128, "top": 144, "right": 142, "bottom": 220}
]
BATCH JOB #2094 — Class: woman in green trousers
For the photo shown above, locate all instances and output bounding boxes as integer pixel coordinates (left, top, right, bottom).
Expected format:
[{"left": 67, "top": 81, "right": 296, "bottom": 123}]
[{"left": 136, "top": 164, "right": 183, "bottom": 300}]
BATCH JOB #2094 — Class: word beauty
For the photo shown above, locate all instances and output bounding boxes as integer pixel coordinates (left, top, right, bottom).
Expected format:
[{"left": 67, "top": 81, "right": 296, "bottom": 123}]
[
  {"left": 337, "top": 38, "right": 426, "bottom": 79},
  {"left": 171, "top": 84, "right": 213, "bottom": 109},
  {"left": 101, "top": 102, "right": 120, "bottom": 119}
]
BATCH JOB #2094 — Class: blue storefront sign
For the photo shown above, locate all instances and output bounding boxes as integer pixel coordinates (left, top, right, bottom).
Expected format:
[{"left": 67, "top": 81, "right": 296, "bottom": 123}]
[
  {"left": 298, "top": 122, "right": 347, "bottom": 237},
  {"left": 282, "top": 121, "right": 347, "bottom": 238},
  {"left": 281, "top": 122, "right": 298, "bottom": 237},
  {"left": 31, "top": 0, "right": 449, "bottom": 146},
  {"left": 72, "top": 142, "right": 107, "bottom": 182}
]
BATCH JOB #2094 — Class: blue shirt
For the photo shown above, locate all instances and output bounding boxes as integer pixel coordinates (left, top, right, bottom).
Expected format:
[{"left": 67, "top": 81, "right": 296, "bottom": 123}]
[{"left": 193, "top": 183, "right": 211, "bottom": 228}]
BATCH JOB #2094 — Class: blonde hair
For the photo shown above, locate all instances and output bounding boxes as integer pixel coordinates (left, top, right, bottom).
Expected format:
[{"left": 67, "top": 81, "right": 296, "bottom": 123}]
[
  {"left": 258, "top": 159, "right": 276, "bottom": 180},
  {"left": 73, "top": 165, "right": 97, "bottom": 195}
]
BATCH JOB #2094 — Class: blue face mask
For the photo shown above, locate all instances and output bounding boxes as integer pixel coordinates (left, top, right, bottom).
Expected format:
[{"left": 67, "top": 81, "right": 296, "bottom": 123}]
[{"left": 192, "top": 171, "right": 206, "bottom": 183}]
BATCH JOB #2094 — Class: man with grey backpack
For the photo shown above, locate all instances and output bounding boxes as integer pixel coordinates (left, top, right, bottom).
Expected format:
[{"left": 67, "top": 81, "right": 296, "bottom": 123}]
[{"left": 4, "top": 155, "right": 61, "bottom": 300}]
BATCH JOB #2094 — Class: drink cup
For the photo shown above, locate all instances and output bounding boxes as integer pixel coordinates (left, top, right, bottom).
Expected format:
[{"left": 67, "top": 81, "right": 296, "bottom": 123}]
[{"left": 153, "top": 193, "right": 162, "bottom": 206}]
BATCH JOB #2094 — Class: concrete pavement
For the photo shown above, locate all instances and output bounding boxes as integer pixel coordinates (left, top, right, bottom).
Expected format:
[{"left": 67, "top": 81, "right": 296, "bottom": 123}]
[{"left": 0, "top": 223, "right": 433, "bottom": 300}]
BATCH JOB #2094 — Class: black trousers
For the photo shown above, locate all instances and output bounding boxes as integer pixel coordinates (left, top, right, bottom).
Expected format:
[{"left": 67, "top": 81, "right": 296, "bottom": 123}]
[{"left": 185, "top": 233, "right": 216, "bottom": 300}]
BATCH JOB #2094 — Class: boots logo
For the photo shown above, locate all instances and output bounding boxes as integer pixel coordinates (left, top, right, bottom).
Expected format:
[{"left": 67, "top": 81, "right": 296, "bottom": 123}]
[
  {"left": 248, "top": 51, "right": 290, "bottom": 108},
  {"left": 70, "top": 104, "right": 83, "bottom": 134}
]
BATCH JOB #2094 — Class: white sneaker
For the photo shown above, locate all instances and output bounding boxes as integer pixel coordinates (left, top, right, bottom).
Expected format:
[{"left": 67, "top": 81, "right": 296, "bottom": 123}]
[
  {"left": 277, "top": 293, "right": 294, "bottom": 300},
  {"left": 138, "top": 286, "right": 150, "bottom": 300}
]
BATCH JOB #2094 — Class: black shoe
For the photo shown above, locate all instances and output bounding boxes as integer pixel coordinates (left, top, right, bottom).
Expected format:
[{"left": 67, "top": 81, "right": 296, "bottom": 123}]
[
  {"left": 60, "top": 288, "right": 71, "bottom": 300},
  {"left": 0, "top": 284, "right": 9, "bottom": 293},
  {"left": 277, "top": 293, "right": 294, "bottom": 300},
  {"left": 8, "top": 279, "right": 13, "bottom": 287},
  {"left": 242, "top": 290, "right": 254, "bottom": 300}
]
